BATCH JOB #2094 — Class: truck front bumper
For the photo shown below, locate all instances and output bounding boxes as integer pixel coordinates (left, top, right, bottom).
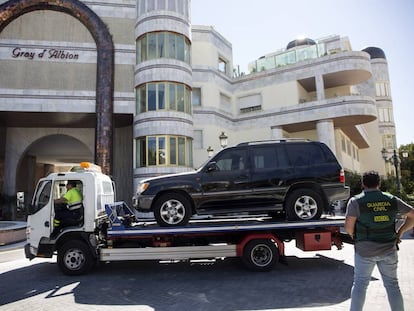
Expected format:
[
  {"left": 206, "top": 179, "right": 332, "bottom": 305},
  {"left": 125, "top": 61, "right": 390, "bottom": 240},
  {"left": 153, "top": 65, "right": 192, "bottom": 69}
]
[
  {"left": 24, "top": 243, "right": 36, "bottom": 260},
  {"left": 25, "top": 242, "right": 54, "bottom": 259}
]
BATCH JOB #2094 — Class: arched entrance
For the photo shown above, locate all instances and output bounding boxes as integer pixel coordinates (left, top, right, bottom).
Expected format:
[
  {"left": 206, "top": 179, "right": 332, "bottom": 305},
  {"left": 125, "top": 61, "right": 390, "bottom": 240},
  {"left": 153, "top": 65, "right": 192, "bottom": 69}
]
[
  {"left": 17, "top": 134, "right": 93, "bottom": 207},
  {"left": 0, "top": 0, "right": 114, "bottom": 175},
  {"left": 0, "top": 131, "right": 93, "bottom": 220}
]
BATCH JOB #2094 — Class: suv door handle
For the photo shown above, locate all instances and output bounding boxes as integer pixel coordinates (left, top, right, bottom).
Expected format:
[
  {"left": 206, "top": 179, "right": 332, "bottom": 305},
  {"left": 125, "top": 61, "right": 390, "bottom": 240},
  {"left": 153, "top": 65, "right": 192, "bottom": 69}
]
[{"left": 44, "top": 221, "right": 50, "bottom": 227}]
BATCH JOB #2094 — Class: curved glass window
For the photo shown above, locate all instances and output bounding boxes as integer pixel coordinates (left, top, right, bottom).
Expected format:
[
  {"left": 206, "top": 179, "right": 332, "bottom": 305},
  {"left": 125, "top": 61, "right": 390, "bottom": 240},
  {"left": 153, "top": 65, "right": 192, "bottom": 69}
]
[
  {"left": 251, "top": 43, "right": 328, "bottom": 72},
  {"left": 136, "top": 135, "right": 193, "bottom": 168},
  {"left": 136, "top": 31, "right": 191, "bottom": 64},
  {"left": 136, "top": 82, "right": 192, "bottom": 114}
]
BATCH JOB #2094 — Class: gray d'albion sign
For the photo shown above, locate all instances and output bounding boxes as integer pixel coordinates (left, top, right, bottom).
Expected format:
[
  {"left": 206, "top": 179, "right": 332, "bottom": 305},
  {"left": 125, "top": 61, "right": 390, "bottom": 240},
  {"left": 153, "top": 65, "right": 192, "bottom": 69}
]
[{"left": 11, "top": 47, "right": 80, "bottom": 60}]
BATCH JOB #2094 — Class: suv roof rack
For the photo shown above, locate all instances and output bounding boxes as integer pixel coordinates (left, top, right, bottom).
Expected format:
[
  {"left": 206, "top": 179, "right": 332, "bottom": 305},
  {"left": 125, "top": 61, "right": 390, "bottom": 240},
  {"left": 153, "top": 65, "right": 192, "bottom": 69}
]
[{"left": 236, "top": 138, "right": 311, "bottom": 147}]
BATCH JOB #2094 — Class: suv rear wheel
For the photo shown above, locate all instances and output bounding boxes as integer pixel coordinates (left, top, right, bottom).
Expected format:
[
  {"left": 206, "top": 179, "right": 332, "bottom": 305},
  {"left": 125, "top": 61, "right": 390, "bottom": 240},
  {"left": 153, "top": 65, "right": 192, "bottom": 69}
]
[
  {"left": 153, "top": 192, "right": 192, "bottom": 227},
  {"left": 286, "top": 189, "right": 323, "bottom": 221}
]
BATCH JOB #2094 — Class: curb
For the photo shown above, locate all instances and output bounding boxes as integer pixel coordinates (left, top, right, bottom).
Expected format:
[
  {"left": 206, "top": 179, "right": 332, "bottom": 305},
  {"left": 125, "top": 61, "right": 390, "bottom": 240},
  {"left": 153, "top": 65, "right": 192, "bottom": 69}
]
[
  {"left": 0, "top": 221, "right": 27, "bottom": 246},
  {"left": 0, "top": 240, "right": 26, "bottom": 253}
]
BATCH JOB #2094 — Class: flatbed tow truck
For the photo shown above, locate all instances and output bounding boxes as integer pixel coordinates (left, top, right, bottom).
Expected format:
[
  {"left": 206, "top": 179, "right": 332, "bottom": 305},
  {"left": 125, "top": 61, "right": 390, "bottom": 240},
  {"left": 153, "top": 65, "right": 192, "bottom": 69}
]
[{"left": 25, "top": 162, "right": 350, "bottom": 275}]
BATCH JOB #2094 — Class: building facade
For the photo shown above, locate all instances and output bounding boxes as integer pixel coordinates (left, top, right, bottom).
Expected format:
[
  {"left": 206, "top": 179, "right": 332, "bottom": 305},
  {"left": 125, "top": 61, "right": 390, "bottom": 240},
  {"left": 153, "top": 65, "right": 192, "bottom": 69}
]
[
  {"left": 0, "top": 0, "right": 136, "bottom": 207},
  {"left": 0, "top": 0, "right": 397, "bottom": 215},
  {"left": 190, "top": 32, "right": 396, "bottom": 176}
]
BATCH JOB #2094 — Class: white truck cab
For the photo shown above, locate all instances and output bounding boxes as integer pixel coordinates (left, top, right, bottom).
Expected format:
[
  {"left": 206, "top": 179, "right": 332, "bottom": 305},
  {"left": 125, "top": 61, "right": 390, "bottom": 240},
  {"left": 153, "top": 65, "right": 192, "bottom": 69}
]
[{"left": 25, "top": 162, "right": 115, "bottom": 267}]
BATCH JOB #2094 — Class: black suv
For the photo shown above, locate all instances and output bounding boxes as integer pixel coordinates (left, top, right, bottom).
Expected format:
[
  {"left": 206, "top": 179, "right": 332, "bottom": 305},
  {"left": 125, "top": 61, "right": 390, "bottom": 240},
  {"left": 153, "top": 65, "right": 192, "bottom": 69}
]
[{"left": 133, "top": 140, "right": 350, "bottom": 227}]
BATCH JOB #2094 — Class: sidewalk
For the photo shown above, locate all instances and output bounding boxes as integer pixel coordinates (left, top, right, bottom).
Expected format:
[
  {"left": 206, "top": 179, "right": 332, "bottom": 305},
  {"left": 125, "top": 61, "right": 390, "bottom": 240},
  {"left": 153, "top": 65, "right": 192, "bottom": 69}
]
[{"left": 0, "top": 240, "right": 26, "bottom": 252}]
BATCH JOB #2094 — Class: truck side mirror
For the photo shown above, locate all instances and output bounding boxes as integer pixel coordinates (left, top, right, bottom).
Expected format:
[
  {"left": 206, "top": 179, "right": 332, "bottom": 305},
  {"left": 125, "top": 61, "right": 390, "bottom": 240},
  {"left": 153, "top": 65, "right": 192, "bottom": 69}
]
[{"left": 16, "top": 192, "right": 25, "bottom": 208}]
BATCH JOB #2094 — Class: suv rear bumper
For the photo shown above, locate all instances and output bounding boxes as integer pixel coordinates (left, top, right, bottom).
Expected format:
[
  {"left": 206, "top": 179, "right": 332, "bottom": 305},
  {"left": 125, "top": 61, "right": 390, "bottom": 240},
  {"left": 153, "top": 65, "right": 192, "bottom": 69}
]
[{"left": 323, "top": 185, "right": 350, "bottom": 203}]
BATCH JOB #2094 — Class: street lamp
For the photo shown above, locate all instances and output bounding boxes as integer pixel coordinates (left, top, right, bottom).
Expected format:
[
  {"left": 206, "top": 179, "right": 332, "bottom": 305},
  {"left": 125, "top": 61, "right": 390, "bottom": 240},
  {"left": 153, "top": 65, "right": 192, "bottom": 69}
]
[
  {"left": 219, "top": 132, "right": 228, "bottom": 148},
  {"left": 206, "top": 146, "right": 214, "bottom": 157},
  {"left": 381, "top": 148, "right": 401, "bottom": 196}
]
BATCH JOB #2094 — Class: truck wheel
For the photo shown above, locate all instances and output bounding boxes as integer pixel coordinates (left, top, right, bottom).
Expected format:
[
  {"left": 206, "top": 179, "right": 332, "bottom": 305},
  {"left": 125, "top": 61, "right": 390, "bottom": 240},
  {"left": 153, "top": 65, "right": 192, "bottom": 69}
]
[
  {"left": 286, "top": 189, "right": 323, "bottom": 221},
  {"left": 242, "top": 239, "right": 278, "bottom": 272},
  {"left": 153, "top": 193, "right": 192, "bottom": 227},
  {"left": 57, "top": 240, "right": 95, "bottom": 276}
]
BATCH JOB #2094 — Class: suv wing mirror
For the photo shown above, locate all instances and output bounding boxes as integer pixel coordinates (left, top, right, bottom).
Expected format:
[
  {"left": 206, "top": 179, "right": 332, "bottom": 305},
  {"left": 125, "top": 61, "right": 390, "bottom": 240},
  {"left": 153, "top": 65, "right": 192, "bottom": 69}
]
[{"left": 206, "top": 162, "right": 219, "bottom": 172}]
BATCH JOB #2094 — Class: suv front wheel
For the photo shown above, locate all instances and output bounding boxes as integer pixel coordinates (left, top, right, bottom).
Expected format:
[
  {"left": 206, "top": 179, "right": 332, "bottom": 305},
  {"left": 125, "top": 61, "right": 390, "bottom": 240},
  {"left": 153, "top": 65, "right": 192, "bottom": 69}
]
[
  {"left": 153, "top": 192, "right": 192, "bottom": 227},
  {"left": 285, "top": 189, "right": 323, "bottom": 221}
]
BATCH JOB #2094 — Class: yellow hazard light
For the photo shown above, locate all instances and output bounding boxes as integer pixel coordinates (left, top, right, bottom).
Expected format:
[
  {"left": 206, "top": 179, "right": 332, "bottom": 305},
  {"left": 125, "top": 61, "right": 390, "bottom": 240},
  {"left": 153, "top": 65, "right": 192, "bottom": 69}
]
[
  {"left": 74, "top": 162, "right": 102, "bottom": 173},
  {"left": 70, "top": 162, "right": 102, "bottom": 173}
]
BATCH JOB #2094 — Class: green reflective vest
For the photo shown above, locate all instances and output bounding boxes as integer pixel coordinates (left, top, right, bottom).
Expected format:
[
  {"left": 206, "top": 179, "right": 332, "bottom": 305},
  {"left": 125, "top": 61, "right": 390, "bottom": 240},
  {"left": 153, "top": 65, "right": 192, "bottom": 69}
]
[{"left": 355, "top": 191, "right": 397, "bottom": 243}]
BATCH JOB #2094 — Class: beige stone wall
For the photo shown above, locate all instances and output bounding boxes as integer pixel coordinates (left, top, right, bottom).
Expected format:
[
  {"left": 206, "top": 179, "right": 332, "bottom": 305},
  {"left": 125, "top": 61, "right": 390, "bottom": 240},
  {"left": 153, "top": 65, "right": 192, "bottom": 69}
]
[
  {"left": 1, "top": 62, "right": 96, "bottom": 90},
  {"left": 261, "top": 82, "right": 299, "bottom": 109},
  {"left": 0, "top": 11, "right": 94, "bottom": 42},
  {"left": 0, "top": 10, "right": 135, "bottom": 94},
  {"left": 192, "top": 26, "right": 233, "bottom": 74},
  {"left": 0, "top": 5, "right": 135, "bottom": 200}
]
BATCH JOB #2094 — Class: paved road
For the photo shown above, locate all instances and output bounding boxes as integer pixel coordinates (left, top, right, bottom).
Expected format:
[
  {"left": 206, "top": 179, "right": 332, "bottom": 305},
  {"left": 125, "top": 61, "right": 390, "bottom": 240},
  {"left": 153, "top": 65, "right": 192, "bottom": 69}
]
[{"left": 0, "top": 233, "right": 413, "bottom": 311}]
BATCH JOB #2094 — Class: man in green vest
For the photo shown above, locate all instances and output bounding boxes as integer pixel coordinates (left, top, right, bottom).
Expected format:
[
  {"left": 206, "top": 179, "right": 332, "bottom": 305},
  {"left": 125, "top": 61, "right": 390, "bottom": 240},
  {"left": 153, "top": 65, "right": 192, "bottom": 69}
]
[
  {"left": 345, "top": 171, "right": 414, "bottom": 311},
  {"left": 55, "top": 181, "right": 82, "bottom": 205},
  {"left": 53, "top": 181, "right": 83, "bottom": 232}
]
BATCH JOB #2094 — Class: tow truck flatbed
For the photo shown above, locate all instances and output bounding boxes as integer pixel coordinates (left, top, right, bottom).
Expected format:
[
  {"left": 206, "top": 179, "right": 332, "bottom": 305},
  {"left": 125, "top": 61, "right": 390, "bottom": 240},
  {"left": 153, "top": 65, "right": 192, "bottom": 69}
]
[
  {"left": 105, "top": 202, "right": 346, "bottom": 237},
  {"left": 99, "top": 202, "right": 347, "bottom": 269}
]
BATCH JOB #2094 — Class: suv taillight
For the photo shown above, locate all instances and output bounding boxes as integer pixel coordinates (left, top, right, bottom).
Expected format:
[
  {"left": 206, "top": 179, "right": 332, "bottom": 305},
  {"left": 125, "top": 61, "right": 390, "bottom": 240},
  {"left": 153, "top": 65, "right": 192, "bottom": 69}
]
[{"left": 339, "top": 169, "right": 345, "bottom": 183}]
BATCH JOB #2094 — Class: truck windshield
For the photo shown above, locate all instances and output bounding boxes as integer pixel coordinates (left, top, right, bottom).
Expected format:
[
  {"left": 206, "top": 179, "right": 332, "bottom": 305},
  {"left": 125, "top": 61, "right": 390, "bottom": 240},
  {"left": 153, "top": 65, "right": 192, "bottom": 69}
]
[{"left": 29, "top": 180, "right": 52, "bottom": 215}]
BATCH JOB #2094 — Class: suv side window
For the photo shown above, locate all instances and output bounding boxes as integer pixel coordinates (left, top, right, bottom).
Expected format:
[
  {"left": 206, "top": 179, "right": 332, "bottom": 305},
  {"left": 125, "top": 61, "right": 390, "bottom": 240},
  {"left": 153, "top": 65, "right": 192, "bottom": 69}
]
[
  {"left": 252, "top": 145, "right": 289, "bottom": 170},
  {"left": 215, "top": 148, "right": 247, "bottom": 171},
  {"left": 287, "top": 143, "right": 325, "bottom": 166}
]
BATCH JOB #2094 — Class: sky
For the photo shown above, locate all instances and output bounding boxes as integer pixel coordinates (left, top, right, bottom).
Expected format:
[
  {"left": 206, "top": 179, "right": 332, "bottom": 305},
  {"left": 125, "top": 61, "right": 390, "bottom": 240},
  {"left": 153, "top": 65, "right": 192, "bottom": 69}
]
[{"left": 191, "top": 0, "right": 414, "bottom": 146}]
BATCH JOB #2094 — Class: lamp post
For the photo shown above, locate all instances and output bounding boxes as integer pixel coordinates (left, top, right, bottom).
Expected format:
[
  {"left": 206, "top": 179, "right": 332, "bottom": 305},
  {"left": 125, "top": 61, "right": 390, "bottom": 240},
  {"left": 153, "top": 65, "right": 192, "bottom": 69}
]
[
  {"left": 381, "top": 148, "right": 401, "bottom": 196},
  {"left": 219, "top": 132, "right": 228, "bottom": 149},
  {"left": 393, "top": 149, "right": 401, "bottom": 196},
  {"left": 206, "top": 146, "right": 214, "bottom": 158}
]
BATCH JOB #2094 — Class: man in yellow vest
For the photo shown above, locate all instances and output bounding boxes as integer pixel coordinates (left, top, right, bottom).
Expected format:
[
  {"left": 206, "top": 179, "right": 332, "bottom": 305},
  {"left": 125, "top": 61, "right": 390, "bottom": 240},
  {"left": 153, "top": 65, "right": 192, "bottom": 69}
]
[
  {"left": 54, "top": 181, "right": 83, "bottom": 232},
  {"left": 55, "top": 181, "right": 82, "bottom": 205}
]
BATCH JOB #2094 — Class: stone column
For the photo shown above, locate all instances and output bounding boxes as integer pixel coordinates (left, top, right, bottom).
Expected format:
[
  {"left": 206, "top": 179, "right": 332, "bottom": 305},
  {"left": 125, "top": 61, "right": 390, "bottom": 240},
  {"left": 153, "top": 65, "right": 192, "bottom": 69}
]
[
  {"left": 271, "top": 126, "right": 284, "bottom": 139},
  {"left": 317, "top": 119, "right": 336, "bottom": 154},
  {"left": 315, "top": 74, "right": 325, "bottom": 100}
]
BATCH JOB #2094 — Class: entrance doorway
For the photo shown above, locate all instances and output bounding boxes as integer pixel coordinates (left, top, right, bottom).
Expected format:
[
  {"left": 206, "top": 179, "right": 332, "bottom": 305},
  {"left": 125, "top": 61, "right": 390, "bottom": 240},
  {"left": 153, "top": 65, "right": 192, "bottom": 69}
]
[{"left": 16, "top": 134, "right": 93, "bottom": 214}]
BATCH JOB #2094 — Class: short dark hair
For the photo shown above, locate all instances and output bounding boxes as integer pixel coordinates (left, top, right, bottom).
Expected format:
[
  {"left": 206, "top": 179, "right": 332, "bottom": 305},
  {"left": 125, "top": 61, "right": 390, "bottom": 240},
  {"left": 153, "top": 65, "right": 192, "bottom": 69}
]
[
  {"left": 362, "top": 171, "right": 380, "bottom": 188},
  {"left": 67, "top": 181, "right": 77, "bottom": 187}
]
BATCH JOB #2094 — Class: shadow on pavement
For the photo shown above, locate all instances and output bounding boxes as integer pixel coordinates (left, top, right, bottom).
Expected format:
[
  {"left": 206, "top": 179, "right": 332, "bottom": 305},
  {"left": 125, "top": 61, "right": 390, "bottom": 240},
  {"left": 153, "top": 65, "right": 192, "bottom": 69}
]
[{"left": 0, "top": 255, "right": 354, "bottom": 310}]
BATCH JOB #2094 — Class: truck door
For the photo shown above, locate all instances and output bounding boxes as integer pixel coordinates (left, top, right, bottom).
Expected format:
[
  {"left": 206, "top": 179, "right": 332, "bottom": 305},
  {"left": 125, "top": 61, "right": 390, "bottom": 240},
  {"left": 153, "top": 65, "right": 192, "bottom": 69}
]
[{"left": 28, "top": 180, "right": 53, "bottom": 246}]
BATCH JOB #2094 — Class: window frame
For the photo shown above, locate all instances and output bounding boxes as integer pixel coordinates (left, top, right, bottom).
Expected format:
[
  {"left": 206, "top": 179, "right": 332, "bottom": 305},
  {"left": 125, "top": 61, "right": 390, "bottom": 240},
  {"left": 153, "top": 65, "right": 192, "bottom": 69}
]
[
  {"left": 136, "top": 82, "right": 192, "bottom": 114},
  {"left": 136, "top": 31, "right": 191, "bottom": 64},
  {"left": 136, "top": 135, "right": 193, "bottom": 167}
]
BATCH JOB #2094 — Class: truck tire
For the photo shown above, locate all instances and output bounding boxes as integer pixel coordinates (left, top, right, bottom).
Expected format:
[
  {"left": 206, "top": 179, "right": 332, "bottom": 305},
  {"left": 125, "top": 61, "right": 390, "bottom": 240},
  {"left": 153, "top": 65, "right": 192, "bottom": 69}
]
[
  {"left": 57, "top": 240, "right": 95, "bottom": 276},
  {"left": 242, "top": 239, "right": 278, "bottom": 272},
  {"left": 153, "top": 192, "right": 192, "bottom": 227},
  {"left": 286, "top": 189, "right": 323, "bottom": 221}
]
